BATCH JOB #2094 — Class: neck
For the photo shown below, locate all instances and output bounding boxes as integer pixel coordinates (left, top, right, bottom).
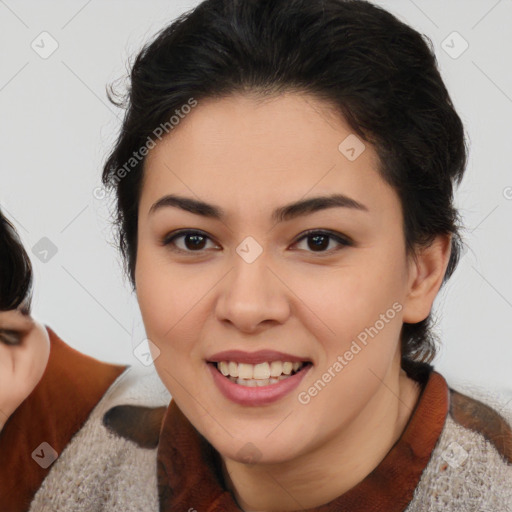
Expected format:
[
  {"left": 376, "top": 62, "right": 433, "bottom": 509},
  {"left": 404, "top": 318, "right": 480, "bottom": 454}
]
[{"left": 221, "top": 360, "right": 421, "bottom": 511}]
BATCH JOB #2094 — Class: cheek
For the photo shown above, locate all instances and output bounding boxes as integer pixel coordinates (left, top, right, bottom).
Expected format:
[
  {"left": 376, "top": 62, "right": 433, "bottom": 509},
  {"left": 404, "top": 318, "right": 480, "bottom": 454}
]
[
  {"left": 135, "top": 256, "right": 195, "bottom": 397},
  {"left": 296, "top": 263, "right": 406, "bottom": 423},
  {"left": 136, "top": 235, "right": 172, "bottom": 312},
  {"left": 135, "top": 244, "right": 204, "bottom": 359},
  {"left": 310, "top": 260, "right": 405, "bottom": 326},
  {"left": 135, "top": 255, "right": 178, "bottom": 343},
  {"left": 25, "top": 324, "right": 51, "bottom": 387},
  {"left": 299, "top": 250, "right": 407, "bottom": 369}
]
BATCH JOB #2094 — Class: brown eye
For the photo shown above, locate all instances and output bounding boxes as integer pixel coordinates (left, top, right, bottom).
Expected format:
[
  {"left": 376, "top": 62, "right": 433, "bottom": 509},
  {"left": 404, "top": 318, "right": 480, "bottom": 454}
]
[
  {"left": 293, "top": 230, "right": 353, "bottom": 254},
  {"left": 0, "top": 329, "right": 22, "bottom": 346},
  {"left": 162, "top": 230, "right": 219, "bottom": 253}
]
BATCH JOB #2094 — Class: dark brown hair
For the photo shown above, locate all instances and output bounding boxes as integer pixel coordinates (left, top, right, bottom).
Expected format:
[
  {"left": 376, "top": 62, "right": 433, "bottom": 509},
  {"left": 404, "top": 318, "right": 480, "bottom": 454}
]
[{"left": 0, "top": 209, "right": 33, "bottom": 312}]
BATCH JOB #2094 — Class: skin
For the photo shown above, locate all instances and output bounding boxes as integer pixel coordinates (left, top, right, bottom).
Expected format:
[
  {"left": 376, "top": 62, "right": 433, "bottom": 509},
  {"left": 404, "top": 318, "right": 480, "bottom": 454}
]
[
  {"left": 0, "top": 308, "right": 50, "bottom": 432},
  {"left": 135, "top": 91, "right": 452, "bottom": 511}
]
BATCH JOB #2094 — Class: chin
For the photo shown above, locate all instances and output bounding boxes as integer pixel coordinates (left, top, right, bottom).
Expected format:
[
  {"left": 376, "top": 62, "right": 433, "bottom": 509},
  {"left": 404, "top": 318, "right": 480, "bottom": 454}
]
[{"left": 209, "top": 430, "right": 306, "bottom": 467}]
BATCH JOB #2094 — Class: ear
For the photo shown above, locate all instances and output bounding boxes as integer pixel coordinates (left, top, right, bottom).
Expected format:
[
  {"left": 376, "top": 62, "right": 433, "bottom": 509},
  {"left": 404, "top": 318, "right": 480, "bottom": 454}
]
[{"left": 402, "top": 234, "right": 452, "bottom": 324}]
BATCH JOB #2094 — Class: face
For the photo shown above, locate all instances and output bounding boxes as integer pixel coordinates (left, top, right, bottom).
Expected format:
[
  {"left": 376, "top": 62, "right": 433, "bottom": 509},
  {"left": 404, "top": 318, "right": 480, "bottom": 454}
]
[
  {"left": 0, "top": 308, "right": 50, "bottom": 429},
  {"left": 135, "top": 92, "right": 416, "bottom": 464}
]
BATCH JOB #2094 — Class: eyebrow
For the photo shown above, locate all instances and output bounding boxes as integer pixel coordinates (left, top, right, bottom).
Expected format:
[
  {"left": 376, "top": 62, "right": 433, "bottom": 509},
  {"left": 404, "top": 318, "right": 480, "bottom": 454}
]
[
  {"left": 19, "top": 303, "right": 31, "bottom": 316},
  {"left": 149, "top": 193, "right": 369, "bottom": 223}
]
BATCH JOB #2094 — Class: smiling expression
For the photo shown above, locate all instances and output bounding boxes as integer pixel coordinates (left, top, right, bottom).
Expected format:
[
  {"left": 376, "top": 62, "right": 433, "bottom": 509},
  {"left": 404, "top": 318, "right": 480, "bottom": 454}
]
[{"left": 135, "top": 91, "right": 423, "bottom": 464}]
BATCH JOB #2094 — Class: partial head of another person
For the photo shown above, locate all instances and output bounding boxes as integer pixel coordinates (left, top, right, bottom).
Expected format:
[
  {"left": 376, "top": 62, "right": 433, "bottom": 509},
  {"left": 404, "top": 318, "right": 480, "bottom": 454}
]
[{"left": 0, "top": 208, "right": 50, "bottom": 429}]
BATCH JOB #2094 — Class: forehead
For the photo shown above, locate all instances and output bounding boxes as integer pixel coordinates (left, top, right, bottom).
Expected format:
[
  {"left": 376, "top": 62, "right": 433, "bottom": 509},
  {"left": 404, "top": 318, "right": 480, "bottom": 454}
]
[
  {"left": 140, "top": 92, "right": 396, "bottom": 219},
  {"left": 0, "top": 308, "right": 33, "bottom": 329}
]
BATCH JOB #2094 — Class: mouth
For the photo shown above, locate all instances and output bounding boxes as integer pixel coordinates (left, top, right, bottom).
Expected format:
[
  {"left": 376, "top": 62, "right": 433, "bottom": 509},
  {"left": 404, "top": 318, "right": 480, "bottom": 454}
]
[
  {"left": 206, "top": 349, "right": 314, "bottom": 406},
  {"left": 206, "top": 356, "right": 313, "bottom": 406},
  {"left": 209, "top": 360, "right": 313, "bottom": 387}
]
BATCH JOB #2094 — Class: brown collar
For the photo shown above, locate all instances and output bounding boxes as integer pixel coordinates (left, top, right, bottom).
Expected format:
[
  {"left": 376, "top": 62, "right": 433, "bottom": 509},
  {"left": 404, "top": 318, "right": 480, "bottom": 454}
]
[
  {"left": 0, "top": 326, "right": 126, "bottom": 511},
  {"left": 157, "top": 367, "right": 449, "bottom": 511}
]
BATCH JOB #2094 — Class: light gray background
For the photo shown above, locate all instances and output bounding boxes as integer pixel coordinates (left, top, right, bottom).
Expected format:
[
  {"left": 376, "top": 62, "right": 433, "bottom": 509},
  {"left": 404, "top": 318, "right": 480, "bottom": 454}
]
[{"left": 1, "top": 1, "right": 511, "bottom": 402}]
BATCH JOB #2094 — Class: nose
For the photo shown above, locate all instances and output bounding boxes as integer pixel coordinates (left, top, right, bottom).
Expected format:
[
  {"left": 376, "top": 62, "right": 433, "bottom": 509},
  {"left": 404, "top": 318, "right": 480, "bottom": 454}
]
[{"left": 215, "top": 250, "right": 290, "bottom": 334}]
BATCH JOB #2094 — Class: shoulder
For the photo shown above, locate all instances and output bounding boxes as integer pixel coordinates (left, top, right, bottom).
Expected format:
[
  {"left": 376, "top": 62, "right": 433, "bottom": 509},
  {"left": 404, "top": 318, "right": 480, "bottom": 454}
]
[
  {"left": 29, "top": 365, "right": 171, "bottom": 512},
  {"left": 407, "top": 377, "right": 512, "bottom": 511},
  {"left": 448, "top": 385, "right": 512, "bottom": 465}
]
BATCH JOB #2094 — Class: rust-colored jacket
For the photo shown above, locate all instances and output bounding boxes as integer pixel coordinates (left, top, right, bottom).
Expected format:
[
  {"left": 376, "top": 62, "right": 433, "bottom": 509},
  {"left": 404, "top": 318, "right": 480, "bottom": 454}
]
[
  {"left": 24, "top": 354, "right": 512, "bottom": 511},
  {"left": 0, "top": 326, "right": 126, "bottom": 511}
]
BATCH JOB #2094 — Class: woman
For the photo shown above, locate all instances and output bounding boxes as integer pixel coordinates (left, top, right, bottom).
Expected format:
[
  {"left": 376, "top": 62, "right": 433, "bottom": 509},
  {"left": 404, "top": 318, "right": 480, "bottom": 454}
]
[
  {"left": 29, "top": 0, "right": 512, "bottom": 510},
  {"left": 0, "top": 208, "right": 132, "bottom": 512}
]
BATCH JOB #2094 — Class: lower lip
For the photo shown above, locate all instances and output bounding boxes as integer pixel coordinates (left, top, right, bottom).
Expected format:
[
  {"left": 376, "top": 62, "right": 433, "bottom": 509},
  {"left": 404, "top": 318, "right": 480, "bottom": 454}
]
[{"left": 207, "top": 362, "right": 312, "bottom": 406}]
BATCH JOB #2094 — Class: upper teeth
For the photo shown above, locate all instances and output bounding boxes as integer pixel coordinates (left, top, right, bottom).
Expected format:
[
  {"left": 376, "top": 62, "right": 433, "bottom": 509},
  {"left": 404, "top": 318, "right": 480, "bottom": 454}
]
[{"left": 217, "top": 361, "right": 304, "bottom": 379}]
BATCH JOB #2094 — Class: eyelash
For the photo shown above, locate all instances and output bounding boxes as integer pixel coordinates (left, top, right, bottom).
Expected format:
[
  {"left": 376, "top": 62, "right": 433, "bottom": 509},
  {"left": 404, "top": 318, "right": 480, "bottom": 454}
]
[
  {"left": 161, "top": 229, "right": 353, "bottom": 256},
  {"left": 0, "top": 329, "right": 21, "bottom": 346}
]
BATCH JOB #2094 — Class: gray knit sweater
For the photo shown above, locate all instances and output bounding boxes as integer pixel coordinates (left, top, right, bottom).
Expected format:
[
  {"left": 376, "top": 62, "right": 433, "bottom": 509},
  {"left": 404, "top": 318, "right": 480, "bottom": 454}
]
[{"left": 28, "top": 366, "right": 512, "bottom": 511}]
